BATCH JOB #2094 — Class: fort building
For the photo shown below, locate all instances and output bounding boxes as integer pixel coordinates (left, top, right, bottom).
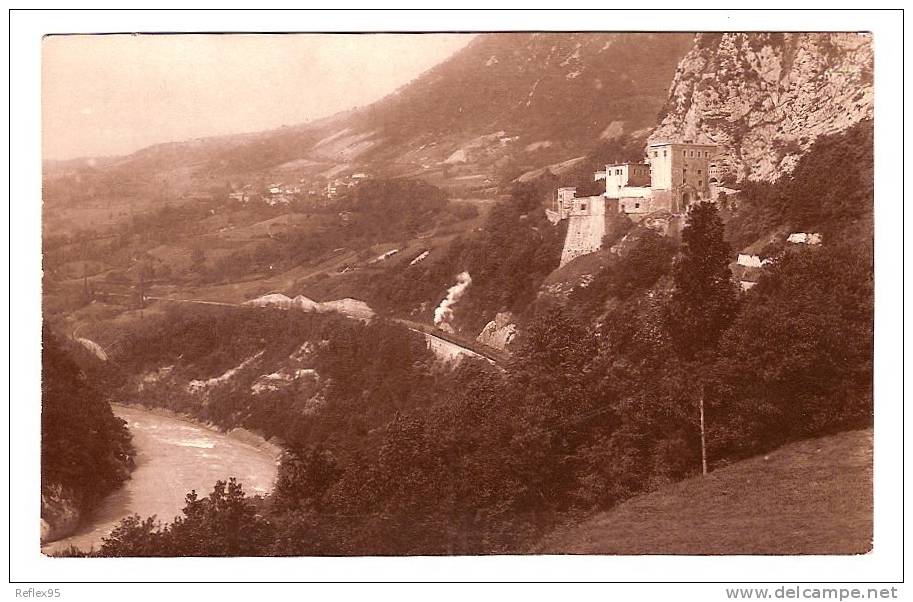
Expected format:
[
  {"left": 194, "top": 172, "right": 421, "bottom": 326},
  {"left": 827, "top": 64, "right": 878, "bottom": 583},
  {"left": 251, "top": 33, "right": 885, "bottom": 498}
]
[
  {"left": 552, "top": 186, "right": 608, "bottom": 221},
  {"left": 595, "top": 162, "right": 652, "bottom": 197},
  {"left": 645, "top": 142, "right": 717, "bottom": 213},
  {"left": 554, "top": 186, "right": 578, "bottom": 219},
  {"left": 552, "top": 141, "right": 723, "bottom": 266},
  {"left": 554, "top": 141, "right": 722, "bottom": 222}
]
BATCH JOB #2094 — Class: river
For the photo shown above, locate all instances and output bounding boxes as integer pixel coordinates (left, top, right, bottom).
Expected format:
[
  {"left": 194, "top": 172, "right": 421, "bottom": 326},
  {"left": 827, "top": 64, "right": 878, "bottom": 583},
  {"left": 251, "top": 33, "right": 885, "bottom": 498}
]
[{"left": 42, "top": 404, "right": 280, "bottom": 555}]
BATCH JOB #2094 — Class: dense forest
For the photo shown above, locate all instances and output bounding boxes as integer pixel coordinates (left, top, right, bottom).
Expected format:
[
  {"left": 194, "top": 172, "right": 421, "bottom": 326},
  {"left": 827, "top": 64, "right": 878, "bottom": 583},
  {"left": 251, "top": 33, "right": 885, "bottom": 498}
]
[
  {"left": 53, "top": 119, "right": 873, "bottom": 556},
  {"left": 41, "top": 325, "right": 135, "bottom": 540}
]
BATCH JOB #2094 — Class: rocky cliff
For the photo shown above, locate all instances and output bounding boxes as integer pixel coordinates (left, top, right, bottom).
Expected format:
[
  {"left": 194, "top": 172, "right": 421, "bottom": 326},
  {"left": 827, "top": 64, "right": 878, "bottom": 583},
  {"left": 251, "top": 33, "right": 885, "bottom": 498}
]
[
  {"left": 476, "top": 312, "right": 518, "bottom": 351},
  {"left": 41, "top": 484, "right": 82, "bottom": 544},
  {"left": 649, "top": 33, "right": 873, "bottom": 182}
]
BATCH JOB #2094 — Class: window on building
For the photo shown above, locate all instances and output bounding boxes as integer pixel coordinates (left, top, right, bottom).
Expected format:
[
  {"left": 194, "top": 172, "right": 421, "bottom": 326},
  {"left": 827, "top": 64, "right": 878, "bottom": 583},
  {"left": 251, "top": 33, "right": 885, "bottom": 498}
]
[
  {"left": 698, "top": 180, "right": 703, "bottom": 187},
  {"left": 697, "top": 169, "right": 702, "bottom": 174},
  {"left": 663, "top": 150, "right": 667, "bottom": 157},
  {"left": 653, "top": 151, "right": 658, "bottom": 158},
  {"left": 635, "top": 203, "right": 640, "bottom": 209},
  {"left": 705, "top": 151, "right": 710, "bottom": 157},
  {"left": 580, "top": 203, "right": 587, "bottom": 211}
]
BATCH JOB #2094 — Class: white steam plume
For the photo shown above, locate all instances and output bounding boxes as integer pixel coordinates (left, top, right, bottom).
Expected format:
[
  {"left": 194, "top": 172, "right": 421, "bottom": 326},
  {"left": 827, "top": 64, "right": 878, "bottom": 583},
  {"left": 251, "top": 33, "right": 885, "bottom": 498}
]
[{"left": 434, "top": 271, "right": 472, "bottom": 327}]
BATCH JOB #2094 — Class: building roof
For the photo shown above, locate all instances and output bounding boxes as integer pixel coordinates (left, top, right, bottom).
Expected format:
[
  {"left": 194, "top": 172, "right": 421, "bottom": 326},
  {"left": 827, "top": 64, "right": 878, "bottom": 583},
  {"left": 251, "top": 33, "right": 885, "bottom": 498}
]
[
  {"left": 605, "top": 161, "right": 650, "bottom": 168},
  {"left": 648, "top": 141, "right": 718, "bottom": 148}
]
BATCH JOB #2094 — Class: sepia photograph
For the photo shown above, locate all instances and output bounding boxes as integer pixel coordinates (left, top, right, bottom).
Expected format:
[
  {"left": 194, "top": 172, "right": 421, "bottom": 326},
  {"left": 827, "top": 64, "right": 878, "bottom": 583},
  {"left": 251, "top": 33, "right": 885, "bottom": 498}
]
[{"left": 7, "top": 6, "right": 906, "bottom": 593}]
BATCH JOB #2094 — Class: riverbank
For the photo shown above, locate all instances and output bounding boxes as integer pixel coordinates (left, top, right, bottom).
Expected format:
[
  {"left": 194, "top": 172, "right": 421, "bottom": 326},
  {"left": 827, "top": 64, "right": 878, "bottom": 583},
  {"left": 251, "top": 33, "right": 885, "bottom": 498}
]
[
  {"left": 43, "top": 404, "right": 281, "bottom": 555},
  {"left": 112, "top": 401, "right": 285, "bottom": 464}
]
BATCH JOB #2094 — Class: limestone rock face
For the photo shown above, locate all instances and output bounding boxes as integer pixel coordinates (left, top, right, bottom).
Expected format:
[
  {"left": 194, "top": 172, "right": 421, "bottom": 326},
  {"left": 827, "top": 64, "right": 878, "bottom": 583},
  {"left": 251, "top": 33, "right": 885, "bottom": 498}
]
[
  {"left": 41, "top": 484, "right": 82, "bottom": 544},
  {"left": 244, "top": 293, "right": 295, "bottom": 309},
  {"left": 244, "top": 293, "right": 374, "bottom": 320},
  {"left": 292, "top": 295, "right": 320, "bottom": 312},
  {"left": 476, "top": 312, "right": 517, "bottom": 351},
  {"left": 317, "top": 298, "right": 375, "bottom": 320},
  {"left": 650, "top": 33, "right": 873, "bottom": 182}
]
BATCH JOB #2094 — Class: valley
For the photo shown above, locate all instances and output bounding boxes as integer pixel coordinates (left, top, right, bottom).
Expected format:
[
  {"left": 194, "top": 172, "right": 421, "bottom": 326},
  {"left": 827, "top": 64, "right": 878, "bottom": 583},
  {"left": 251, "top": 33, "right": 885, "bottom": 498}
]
[
  {"left": 40, "top": 31, "right": 875, "bottom": 557},
  {"left": 43, "top": 404, "right": 280, "bottom": 555}
]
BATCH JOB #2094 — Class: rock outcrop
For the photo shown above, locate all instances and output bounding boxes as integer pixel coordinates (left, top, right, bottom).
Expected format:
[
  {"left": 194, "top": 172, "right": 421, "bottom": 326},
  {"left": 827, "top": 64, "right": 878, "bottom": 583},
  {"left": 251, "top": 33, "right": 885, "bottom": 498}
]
[
  {"left": 244, "top": 293, "right": 374, "bottom": 320},
  {"left": 650, "top": 33, "right": 873, "bottom": 182},
  {"left": 317, "top": 298, "right": 375, "bottom": 320},
  {"left": 476, "top": 312, "right": 517, "bottom": 351},
  {"left": 41, "top": 484, "right": 82, "bottom": 544},
  {"left": 75, "top": 337, "right": 108, "bottom": 362},
  {"left": 244, "top": 293, "right": 299, "bottom": 309}
]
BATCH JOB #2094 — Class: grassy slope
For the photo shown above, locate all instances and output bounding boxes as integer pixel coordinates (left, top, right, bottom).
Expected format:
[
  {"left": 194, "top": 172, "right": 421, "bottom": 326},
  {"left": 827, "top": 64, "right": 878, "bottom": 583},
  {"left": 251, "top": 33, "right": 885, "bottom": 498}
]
[{"left": 540, "top": 429, "right": 872, "bottom": 555}]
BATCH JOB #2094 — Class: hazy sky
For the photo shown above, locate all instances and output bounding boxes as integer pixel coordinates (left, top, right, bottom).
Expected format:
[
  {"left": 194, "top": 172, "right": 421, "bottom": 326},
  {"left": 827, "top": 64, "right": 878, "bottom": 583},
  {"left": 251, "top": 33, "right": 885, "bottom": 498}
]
[{"left": 42, "top": 33, "right": 473, "bottom": 160}]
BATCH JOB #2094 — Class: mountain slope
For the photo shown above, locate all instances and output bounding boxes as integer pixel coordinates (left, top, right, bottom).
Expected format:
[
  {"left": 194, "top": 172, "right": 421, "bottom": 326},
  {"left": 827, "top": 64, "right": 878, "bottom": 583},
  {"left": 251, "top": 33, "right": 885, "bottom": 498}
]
[
  {"left": 44, "top": 33, "right": 694, "bottom": 194},
  {"left": 44, "top": 32, "right": 876, "bottom": 222},
  {"left": 188, "top": 33, "right": 695, "bottom": 187},
  {"left": 339, "top": 33, "right": 694, "bottom": 168},
  {"left": 649, "top": 32, "right": 874, "bottom": 182},
  {"left": 540, "top": 429, "right": 872, "bottom": 554}
]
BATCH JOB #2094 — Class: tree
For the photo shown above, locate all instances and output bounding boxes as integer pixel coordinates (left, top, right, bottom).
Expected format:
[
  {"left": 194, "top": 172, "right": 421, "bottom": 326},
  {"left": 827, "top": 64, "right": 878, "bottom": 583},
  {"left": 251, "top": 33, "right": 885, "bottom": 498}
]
[
  {"left": 273, "top": 446, "right": 342, "bottom": 512},
  {"left": 504, "top": 308, "right": 602, "bottom": 513},
  {"left": 98, "top": 515, "right": 167, "bottom": 557},
  {"left": 660, "top": 202, "right": 739, "bottom": 476},
  {"left": 100, "top": 479, "right": 274, "bottom": 556},
  {"left": 666, "top": 202, "right": 738, "bottom": 360},
  {"left": 167, "top": 478, "right": 273, "bottom": 556},
  {"left": 710, "top": 243, "right": 873, "bottom": 457},
  {"left": 509, "top": 307, "right": 597, "bottom": 413}
]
